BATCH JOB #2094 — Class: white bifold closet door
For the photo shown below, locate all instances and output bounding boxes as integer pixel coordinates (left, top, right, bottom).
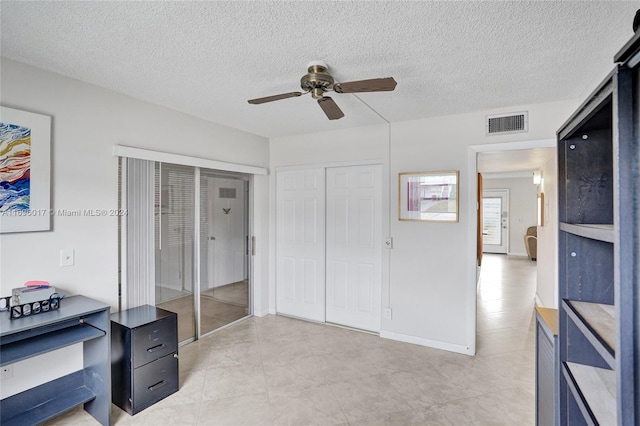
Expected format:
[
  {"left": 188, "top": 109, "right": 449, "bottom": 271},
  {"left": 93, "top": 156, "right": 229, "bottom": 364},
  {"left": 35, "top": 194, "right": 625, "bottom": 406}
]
[
  {"left": 276, "top": 164, "right": 382, "bottom": 332},
  {"left": 325, "top": 165, "right": 382, "bottom": 332},
  {"left": 276, "top": 168, "right": 326, "bottom": 322}
]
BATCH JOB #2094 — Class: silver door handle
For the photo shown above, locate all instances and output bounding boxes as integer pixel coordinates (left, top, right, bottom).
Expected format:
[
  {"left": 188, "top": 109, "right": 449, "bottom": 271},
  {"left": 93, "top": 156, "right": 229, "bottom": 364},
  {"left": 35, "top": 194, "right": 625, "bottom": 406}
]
[{"left": 210, "top": 236, "right": 216, "bottom": 240}]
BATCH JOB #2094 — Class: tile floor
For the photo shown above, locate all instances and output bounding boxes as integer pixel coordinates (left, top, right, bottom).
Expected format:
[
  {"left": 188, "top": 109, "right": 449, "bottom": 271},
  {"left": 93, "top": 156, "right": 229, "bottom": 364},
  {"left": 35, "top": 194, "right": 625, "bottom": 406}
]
[{"left": 48, "top": 254, "right": 537, "bottom": 425}]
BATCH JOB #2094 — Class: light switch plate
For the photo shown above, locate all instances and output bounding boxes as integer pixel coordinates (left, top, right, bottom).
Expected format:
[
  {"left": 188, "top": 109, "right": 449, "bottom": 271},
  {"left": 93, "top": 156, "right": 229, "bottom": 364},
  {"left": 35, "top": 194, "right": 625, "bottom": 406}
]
[
  {"left": 384, "top": 237, "right": 393, "bottom": 249},
  {"left": 60, "top": 249, "right": 74, "bottom": 267}
]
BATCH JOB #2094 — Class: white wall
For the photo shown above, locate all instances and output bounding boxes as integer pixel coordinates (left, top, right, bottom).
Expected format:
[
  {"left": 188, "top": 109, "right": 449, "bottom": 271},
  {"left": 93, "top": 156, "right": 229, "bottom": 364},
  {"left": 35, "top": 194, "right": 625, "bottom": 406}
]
[
  {"left": 0, "top": 59, "right": 270, "bottom": 397},
  {"left": 483, "top": 177, "right": 538, "bottom": 256},
  {"left": 0, "top": 59, "right": 269, "bottom": 310},
  {"left": 270, "top": 99, "right": 578, "bottom": 354},
  {"left": 536, "top": 153, "right": 559, "bottom": 308}
]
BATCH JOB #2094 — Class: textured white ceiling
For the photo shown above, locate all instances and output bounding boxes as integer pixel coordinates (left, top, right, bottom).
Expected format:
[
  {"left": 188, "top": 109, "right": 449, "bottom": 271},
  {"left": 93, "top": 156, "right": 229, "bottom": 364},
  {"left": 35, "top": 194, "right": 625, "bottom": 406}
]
[{"left": 1, "top": 1, "right": 638, "bottom": 138}]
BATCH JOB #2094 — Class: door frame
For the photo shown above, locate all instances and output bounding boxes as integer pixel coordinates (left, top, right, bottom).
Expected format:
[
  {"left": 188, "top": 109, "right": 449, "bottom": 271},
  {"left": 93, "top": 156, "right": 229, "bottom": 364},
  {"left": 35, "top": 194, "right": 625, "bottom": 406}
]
[
  {"left": 467, "top": 138, "right": 555, "bottom": 355},
  {"left": 115, "top": 145, "right": 265, "bottom": 343}
]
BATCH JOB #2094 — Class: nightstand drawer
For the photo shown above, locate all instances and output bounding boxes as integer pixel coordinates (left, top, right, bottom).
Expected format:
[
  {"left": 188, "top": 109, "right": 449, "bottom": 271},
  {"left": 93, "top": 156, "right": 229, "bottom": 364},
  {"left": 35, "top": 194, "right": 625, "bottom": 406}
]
[
  {"left": 132, "top": 352, "right": 179, "bottom": 412},
  {"left": 132, "top": 316, "right": 177, "bottom": 368}
]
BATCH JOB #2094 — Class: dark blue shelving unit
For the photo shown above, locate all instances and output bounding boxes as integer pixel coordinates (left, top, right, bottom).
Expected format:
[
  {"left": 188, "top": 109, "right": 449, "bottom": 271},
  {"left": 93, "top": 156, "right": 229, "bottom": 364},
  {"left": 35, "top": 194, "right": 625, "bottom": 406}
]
[
  {"left": 556, "top": 29, "right": 640, "bottom": 426},
  {"left": 0, "top": 295, "right": 111, "bottom": 426}
]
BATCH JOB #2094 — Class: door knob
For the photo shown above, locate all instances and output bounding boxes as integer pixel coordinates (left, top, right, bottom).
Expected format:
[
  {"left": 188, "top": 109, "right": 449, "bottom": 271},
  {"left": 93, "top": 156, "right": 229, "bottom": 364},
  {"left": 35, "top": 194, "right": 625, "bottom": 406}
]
[{"left": 210, "top": 236, "right": 216, "bottom": 240}]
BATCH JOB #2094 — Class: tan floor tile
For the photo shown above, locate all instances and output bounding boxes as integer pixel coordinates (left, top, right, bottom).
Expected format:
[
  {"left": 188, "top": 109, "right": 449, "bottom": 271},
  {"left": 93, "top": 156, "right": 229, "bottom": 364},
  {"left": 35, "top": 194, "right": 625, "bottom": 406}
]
[
  {"left": 418, "top": 386, "right": 534, "bottom": 426},
  {"left": 201, "top": 364, "right": 267, "bottom": 401},
  {"left": 269, "top": 385, "right": 347, "bottom": 425},
  {"left": 198, "top": 393, "right": 273, "bottom": 426},
  {"left": 347, "top": 409, "right": 427, "bottom": 426},
  {"left": 330, "top": 374, "right": 414, "bottom": 422},
  {"left": 263, "top": 355, "right": 327, "bottom": 399}
]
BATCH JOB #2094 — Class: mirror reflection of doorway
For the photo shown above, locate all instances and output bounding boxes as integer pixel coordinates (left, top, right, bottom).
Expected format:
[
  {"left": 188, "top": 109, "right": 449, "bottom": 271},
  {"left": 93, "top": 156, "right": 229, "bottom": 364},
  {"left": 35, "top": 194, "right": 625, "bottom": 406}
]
[
  {"left": 199, "top": 173, "right": 249, "bottom": 336},
  {"left": 154, "top": 163, "right": 250, "bottom": 344}
]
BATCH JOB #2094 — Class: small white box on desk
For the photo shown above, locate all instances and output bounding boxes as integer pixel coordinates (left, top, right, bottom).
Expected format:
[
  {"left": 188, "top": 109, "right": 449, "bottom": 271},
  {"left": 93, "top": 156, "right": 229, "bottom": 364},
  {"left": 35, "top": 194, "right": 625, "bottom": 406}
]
[{"left": 12, "top": 286, "right": 56, "bottom": 305}]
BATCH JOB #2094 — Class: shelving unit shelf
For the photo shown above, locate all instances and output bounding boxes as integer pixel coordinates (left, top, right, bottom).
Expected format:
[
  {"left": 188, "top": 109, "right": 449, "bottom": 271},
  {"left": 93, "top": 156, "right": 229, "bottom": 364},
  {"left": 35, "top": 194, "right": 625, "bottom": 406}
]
[
  {"left": 556, "top": 29, "right": 640, "bottom": 426},
  {"left": 563, "top": 299, "right": 615, "bottom": 368},
  {"left": 0, "top": 322, "right": 105, "bottom": 366},
  {"left": 563, "top": 362, "right": 616, "bottom": 425},
  {"left": 0, "top": 295, "right": 111, "bottom": 426},
  {"left": 559, "top": 223, "right": 614, "bottom": 243}
]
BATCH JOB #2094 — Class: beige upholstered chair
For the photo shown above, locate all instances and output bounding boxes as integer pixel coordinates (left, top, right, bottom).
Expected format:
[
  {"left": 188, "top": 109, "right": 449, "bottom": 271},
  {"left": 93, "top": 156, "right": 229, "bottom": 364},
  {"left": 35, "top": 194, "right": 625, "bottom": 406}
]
[{"left": 524, "top": 226, "right": 537, "bottom": 261}]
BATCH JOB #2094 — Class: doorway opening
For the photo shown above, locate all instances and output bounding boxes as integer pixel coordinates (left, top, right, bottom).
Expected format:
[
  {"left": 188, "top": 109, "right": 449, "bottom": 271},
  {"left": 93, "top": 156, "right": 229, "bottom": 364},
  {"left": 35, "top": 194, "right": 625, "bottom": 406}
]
[{"left": 467, "top": 139, "right": 556, "bottom": 354}]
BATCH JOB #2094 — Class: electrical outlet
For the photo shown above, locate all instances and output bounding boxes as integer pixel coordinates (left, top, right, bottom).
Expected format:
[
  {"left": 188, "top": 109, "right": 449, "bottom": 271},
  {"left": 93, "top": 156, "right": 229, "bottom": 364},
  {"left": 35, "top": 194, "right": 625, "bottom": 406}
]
[
  {"left": 384, "top": 308, "right": 392, "bottom": 320},
  {"left": 1, "top": 365, "right": 13, "bottom": 380}
]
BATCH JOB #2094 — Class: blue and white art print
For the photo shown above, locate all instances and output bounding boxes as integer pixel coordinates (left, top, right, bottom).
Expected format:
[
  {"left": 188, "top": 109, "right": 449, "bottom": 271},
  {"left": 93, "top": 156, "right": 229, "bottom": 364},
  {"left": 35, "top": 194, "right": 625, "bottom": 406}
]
[
  {"left": 0, "top": 107, "right": 51, "bottom": 233},
  {"left": 1, "top": 122, "right": 32, "bottom": 212}
]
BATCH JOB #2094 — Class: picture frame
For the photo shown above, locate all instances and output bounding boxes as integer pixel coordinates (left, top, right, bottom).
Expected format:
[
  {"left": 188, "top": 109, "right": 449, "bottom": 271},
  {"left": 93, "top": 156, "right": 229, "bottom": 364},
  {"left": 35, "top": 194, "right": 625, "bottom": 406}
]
[
  {"left": 399, "top": 170, "right": 459, "bottom": 222},
  {"left": 0, "top": 107, "right": 52, "bottom": 233}
]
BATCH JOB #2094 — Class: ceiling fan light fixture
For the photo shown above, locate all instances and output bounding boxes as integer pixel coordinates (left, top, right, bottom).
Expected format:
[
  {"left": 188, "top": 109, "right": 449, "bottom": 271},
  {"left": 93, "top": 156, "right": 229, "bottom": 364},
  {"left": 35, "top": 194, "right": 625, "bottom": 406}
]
[
  {"left": 300, "top": 61, "right": 334, "bottom": 94},
  {"left": 247, "top": 60, "right": 397, "bottom": 120},
  {"left": 311, "top": 88, "right": 324, "bottom": 100}
]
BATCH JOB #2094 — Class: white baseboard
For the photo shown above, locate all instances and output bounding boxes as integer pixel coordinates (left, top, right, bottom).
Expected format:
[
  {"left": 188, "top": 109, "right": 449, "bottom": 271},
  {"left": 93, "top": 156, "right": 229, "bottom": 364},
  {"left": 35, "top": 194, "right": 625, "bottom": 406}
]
[
  {"left": 380, "top": 330, "right": 474, "bottom": 356},
  {"left": 252, "top": 308, "right": 268, "bottom": 317},
  {"left": 253, "top": 305, "right": 276, "bottom": 317}
]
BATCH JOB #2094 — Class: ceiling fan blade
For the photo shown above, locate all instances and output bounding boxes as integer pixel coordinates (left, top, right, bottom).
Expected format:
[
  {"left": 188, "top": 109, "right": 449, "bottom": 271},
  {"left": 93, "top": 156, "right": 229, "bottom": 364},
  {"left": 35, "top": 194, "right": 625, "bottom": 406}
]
[
  {"left": 317, "top": 97, "right": 344, "bottom": 120},
  {"left": 334, "top": 77, "right": 397, "bottom": 93},
  {"left": 247, "top": 92, "right": 303, "bottom": 104}
]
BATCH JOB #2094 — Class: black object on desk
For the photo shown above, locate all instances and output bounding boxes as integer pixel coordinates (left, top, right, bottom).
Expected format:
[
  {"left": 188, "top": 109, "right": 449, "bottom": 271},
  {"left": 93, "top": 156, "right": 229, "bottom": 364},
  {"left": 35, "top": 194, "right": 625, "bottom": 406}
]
[{"left": 111, "top": 304, "right": 178, "bottom": 415}]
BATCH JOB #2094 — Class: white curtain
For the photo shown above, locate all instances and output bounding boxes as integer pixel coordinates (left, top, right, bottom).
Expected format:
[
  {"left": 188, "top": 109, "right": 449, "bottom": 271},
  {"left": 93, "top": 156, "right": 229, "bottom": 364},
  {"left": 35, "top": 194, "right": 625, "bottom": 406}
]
[{"left": 122, "top": 158, "right": 155, "bottom": 309}]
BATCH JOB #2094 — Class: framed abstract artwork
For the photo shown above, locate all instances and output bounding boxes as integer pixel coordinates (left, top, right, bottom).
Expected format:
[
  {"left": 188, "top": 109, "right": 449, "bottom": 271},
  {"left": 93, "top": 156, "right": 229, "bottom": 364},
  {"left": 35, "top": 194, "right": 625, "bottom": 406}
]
[
  {"left": 0, "top": 107, "right": 51, "bottom": 233},
  {"left": 399, "top": 170, "right": 459, "bottom": 222}
]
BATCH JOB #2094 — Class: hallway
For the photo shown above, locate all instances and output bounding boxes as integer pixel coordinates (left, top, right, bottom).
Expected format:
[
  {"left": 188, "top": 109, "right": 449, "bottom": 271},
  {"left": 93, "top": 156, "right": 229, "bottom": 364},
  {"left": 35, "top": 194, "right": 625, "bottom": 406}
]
[{"left": 476, "top": 253, "right": 537, "bottom": 356}]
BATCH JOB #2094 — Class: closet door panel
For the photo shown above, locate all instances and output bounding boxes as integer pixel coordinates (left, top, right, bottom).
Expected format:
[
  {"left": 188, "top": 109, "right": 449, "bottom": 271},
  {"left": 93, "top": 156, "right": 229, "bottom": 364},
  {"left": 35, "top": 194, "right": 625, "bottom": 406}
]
[
  {"left": 275, "top": 169, "right": 326, "bottom": 321},
  {"left": 326, "top": 165, "right": 382, "bottom": 332}
]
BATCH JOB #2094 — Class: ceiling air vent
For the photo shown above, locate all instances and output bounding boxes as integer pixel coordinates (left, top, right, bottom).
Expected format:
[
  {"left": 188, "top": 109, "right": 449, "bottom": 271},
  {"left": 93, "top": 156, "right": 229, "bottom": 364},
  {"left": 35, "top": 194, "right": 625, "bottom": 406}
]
[{"left": 486, "top": 112, "right": 528, "bottom": 135}]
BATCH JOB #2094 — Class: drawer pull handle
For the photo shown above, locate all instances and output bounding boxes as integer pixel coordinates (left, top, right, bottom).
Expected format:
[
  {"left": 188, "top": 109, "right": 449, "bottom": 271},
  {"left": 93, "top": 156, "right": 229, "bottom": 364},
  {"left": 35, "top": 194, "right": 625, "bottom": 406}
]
[
  {"left": 147, "top": 344, "right": 166, "bottom": 353},
  {"left": 148, "top": 380, "right": 167, "bottom": 392}
]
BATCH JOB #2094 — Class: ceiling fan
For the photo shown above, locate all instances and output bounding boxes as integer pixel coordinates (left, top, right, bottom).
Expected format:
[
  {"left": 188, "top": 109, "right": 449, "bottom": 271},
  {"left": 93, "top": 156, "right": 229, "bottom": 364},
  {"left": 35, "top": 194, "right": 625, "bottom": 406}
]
[{"left": 247, "top": 60, "right": 397, "bottom": 120}]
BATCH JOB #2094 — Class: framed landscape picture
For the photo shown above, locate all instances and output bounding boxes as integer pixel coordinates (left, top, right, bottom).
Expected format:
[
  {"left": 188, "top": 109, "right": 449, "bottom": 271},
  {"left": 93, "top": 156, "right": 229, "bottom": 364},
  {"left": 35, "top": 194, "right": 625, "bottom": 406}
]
[{"left": 399, "top": 170, "right": 459, "bottom": 222}]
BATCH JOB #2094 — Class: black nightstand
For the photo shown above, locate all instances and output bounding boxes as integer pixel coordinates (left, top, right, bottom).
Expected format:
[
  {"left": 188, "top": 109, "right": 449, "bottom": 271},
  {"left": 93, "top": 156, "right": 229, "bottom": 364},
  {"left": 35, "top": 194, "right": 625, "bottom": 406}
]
[{"left": 111, "top": 305, "right": 178, "bottom": 415}]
